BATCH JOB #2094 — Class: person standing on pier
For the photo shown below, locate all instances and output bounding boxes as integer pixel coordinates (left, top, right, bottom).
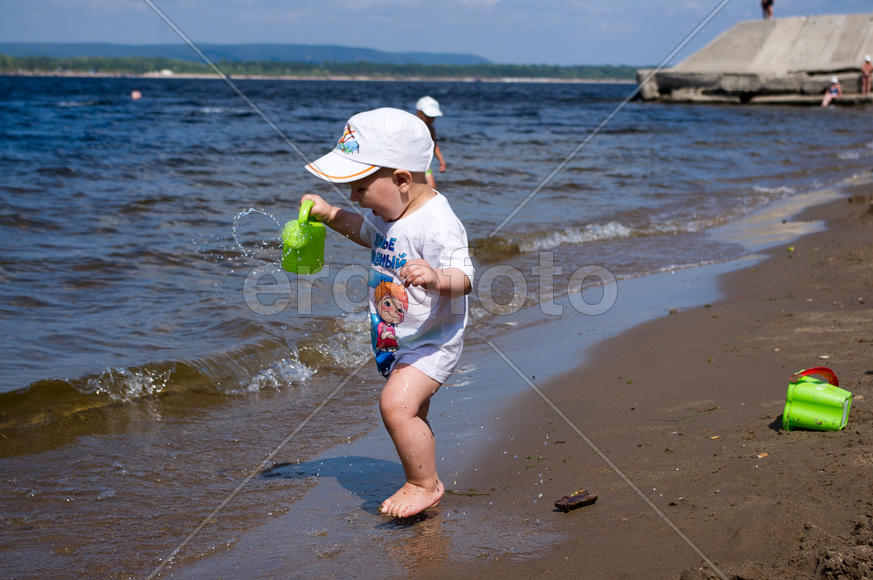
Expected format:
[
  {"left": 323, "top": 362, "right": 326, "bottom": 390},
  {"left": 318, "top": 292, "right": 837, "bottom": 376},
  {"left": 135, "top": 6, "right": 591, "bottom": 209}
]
[{"left": 861, "top": 56, "right": 872, "bottom": 96}]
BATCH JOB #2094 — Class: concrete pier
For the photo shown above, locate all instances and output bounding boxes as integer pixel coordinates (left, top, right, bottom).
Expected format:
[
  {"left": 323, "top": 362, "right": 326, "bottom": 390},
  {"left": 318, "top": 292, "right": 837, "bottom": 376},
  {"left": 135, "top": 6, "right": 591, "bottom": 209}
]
[{"left": 638, "top": 13, "right": 873, "bottom": 105}]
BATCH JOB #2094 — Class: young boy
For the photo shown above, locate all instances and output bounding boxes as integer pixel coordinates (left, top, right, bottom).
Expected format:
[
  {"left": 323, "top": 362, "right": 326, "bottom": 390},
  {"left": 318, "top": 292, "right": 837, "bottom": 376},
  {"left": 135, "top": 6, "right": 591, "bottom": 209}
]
[{"left": 301, "top": 108, "right": 474, "bottom": 518}]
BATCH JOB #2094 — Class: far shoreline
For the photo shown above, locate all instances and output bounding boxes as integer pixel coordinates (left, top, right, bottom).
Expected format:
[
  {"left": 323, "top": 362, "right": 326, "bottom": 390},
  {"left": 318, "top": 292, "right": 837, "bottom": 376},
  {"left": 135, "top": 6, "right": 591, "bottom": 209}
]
[{"left": 0, "top": 71, "right": 637, "bottom": 84}]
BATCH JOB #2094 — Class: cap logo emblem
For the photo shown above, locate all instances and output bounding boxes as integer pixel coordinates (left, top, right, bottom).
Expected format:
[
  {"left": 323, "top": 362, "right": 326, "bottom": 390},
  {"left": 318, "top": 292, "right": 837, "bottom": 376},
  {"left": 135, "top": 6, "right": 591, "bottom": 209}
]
[{"left": 335, "top": 123, "right": 360, "bottom": 155}]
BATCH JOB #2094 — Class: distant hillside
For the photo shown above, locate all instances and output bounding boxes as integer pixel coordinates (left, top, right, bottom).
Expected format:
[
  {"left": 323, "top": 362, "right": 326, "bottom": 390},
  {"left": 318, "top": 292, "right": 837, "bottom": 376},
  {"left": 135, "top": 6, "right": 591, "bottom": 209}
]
[
  {"left": 0, "top": 53, "right": 639, "bottom": 81},
  {"left": 0, "top": 42, "right": 491, "bottom": 66}
]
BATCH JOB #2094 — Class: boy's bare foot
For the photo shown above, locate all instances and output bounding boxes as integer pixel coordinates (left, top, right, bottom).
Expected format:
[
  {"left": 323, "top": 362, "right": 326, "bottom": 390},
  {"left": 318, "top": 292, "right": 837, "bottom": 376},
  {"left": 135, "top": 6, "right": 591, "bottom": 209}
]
[{"left": 379, "top": 480, "right": 444, "bottom": 519}]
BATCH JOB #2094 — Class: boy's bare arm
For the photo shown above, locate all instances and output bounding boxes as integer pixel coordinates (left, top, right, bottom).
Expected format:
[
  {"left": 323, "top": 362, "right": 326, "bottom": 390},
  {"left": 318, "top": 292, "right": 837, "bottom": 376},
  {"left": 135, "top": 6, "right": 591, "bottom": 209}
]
[
  {"left": 399, "top": 260, "right": 471, "bottom": 298},
  {"left": 301, "top": 194, "right": 369, "bottom": 248},
  {"left": 438, "top": 266, "right": 472, "bottom": 297}
]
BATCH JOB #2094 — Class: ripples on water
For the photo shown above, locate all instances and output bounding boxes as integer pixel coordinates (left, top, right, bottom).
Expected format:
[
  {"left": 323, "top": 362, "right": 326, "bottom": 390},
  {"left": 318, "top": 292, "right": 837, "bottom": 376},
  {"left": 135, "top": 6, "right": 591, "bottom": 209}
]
[
  {"left": 3, "top": 75, "right": 873, "bottom": 416},
  {"left": 1, "top": 75, "right": 872, "bottom": 576},
  {"left": 3, "top": 78, "right": 872, "bottom": 401}
]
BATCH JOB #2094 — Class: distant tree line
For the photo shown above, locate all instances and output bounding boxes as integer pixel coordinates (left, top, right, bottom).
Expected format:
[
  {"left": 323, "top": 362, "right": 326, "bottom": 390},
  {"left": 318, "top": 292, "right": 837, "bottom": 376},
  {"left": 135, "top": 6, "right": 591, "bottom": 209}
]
[{"left": 0, "top": 54, "right": 637, "bottom": 80}]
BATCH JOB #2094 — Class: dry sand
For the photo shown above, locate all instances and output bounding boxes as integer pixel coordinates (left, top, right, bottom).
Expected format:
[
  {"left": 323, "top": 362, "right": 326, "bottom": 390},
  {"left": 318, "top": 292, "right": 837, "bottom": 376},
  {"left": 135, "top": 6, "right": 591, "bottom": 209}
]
[{"left": 425, "top": 184, "right": 873, "bottom": 579}]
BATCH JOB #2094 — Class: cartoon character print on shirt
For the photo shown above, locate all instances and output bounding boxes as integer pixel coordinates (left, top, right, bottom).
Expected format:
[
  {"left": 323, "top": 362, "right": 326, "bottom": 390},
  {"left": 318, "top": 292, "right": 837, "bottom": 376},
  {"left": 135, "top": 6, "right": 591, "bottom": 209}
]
[
  {"left": 374, "top": 281, "right": 407, "bottom": 351},
  {"left": 368, "top": 232, "right": 409, "bottom": 377},
  {"left": 369, "top": 274, "right": 409, "bottom": 377}
]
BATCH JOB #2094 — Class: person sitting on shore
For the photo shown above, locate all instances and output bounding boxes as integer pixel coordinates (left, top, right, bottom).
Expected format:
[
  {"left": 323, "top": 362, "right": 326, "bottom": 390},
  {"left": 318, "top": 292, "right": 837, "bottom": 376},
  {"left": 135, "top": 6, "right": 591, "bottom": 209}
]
[
  {"left": 861, "top": 56, "right": 872, "bottom": 96},
  {"left": 821, "top": 76, "right": 842, "bottom": 107}
]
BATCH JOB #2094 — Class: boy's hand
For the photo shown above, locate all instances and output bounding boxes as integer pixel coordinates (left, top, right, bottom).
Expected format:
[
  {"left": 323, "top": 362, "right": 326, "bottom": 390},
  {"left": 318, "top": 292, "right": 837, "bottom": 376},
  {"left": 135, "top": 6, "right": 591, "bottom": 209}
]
[
  {"left": 399, "top": 259, "right": 439, "bottom": 290},
  {"left": 301, "top": 194, "right": 368, "bottom": 248},
  {"left": 301, "top": 194, "right": 336, "bottom": 222}
]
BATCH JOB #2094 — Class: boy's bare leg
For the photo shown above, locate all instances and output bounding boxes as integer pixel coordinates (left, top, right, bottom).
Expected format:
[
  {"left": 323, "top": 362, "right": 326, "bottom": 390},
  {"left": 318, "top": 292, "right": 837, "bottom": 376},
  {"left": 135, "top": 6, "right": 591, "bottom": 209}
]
[{"left": 379, "top": 363, "right": 444, "bottom": 518}]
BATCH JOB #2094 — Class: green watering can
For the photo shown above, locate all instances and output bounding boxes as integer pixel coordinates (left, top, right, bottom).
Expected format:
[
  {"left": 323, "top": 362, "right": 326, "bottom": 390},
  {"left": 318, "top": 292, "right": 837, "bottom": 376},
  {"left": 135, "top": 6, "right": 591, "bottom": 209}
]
[
  {"left": 281, "top": 200, "right": 325, "bottom": 274},
  {"left": 782, "top": 367, "right": 852, "bottom": 431}
]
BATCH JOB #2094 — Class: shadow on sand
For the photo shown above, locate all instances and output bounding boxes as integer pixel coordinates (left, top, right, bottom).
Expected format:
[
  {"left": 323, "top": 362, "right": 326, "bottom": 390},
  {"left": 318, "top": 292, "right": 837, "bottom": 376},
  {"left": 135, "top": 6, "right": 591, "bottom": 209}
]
[
  {"left": 260, "top": 455, "right": 439, "bottom": 527},
  {"left": 260, "top": 455, "right": 450, "bottom": 572}
]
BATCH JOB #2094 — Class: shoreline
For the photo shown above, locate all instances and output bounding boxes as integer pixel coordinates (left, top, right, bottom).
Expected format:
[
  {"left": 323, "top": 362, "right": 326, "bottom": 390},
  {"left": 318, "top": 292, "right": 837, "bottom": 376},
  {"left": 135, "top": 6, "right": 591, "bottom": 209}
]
[
  {"left": 0, "top": 71, "right": 636, "bottom": 84},
  {"left": 163, "top": 174, "right": 873, "bottom": 578}
]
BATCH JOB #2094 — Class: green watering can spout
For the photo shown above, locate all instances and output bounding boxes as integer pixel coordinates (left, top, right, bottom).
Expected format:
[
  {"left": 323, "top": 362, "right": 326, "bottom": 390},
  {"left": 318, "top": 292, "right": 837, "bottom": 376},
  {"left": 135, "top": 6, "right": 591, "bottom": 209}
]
[{"left": 281, "top": 200, "right": 325, "bottom": 274}]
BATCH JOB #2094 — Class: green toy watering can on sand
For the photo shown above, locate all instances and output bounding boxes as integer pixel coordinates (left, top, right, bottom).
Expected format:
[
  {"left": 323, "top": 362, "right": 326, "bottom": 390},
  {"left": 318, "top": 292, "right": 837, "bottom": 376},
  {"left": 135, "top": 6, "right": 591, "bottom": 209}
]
[
  {"left": 782, "top": 367, "right": 852, "bottom": 431},
  {"left": 281, "top": 200, "right": 325, "bottom": 274}
]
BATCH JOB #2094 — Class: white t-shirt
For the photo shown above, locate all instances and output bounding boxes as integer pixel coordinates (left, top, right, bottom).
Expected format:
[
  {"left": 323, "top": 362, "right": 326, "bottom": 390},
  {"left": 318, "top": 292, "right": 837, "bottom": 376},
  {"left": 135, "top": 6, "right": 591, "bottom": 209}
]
[{"left": 359, "top": 193, "right": 474, "bottom": 383}]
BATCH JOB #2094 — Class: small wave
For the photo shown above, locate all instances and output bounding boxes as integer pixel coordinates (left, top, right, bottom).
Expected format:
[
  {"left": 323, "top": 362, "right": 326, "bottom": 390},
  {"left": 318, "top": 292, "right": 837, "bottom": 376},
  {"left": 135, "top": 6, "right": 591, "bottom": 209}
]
[
  {"left": 238, "top": 352, "right": 315, "bottom": 393},
  {"left": 751, "top": 185, "right": 796, "bottom": 197},
  {"left": 293, "top": 314, "right": 371, "bottom": 372},
  {"left": 36, "top": 166, "right": 79, "bottom": 178},
  {"left": 83, "top": 365, "right": 174, "bottom": 401},
  {"left": 0, "top": 339, "right": 323, "bottom": 431},
  {"left": 56, "top": 100, "right": 96, "bottom": 108},
  {"left": 3, "top": 295, "right": 55, "bottom": 308},
  {"left": 194, "top": 178, "right": 237, "bottom": 188},
  {"left": 0, "top": 363, "right": 178, "bottom": 432},
  {"left": 518, "top": 221, "right": 633, "bottom": 252},
  {"left": 1, "top": 185, "right": 42, "bottom": 195},
  {"left": 0, "top": 212, "right": 62, "bottom": 230},
  {"left": 645, "top": 218, "right": 721, "bottom": 235},
  {"left": 478, "top": 216, "right": 742, "bottom": 257},
  {"left": 837, "top": 149, "right": 864, "bottom": 161},
  {"left": 119, "top": 194, "right": 177, "bottom": 214},
  {"left": 603, "top": 126, "right": 649, "bottom": 135},
  {"left": 649, "top": 259, "right": 722, "bottom": 276},
  {"left": 445, "top": 177, "right": 491, "bottom": 188},
  {"left": 470, "top": 236, "right": 521, "bottom": 263}
]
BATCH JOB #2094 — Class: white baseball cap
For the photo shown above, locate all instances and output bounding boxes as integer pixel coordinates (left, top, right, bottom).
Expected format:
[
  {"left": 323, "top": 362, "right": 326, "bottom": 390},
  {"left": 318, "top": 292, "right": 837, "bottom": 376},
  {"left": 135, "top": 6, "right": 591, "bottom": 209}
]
[
  {"left": 866, "top": 55, "right": 871, "bottom": 62},
  {"left": 305, "top": 108, "right": 434, "bottom": 183},
  {"left": 831, "top": 76, "right": 839, "bottom": 83},
  {"left": 416, "top": 95, "right": 443, "bottom": 117}
]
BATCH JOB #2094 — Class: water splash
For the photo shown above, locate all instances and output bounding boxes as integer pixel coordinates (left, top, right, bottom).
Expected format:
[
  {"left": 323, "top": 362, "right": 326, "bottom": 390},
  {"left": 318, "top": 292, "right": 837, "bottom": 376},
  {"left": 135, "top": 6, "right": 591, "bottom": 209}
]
[
  {"left": 84, "top": 366, "right": 174, "bottom": 402},
  {"left": 232, "top": 207, "right": 282, "bottom": 262},
  {"left": 239, "top": 348, "right": 315, "bottom": 393}
]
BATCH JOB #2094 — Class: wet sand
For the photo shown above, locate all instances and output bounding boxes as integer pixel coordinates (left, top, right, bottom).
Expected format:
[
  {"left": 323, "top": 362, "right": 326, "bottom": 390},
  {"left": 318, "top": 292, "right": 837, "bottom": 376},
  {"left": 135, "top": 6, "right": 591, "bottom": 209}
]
[
  {"left": 435, "top": 182, "right": 873, "bottom": 579},
  {"left": 165, "top": 178, "right": 873, "bottom": 579}
]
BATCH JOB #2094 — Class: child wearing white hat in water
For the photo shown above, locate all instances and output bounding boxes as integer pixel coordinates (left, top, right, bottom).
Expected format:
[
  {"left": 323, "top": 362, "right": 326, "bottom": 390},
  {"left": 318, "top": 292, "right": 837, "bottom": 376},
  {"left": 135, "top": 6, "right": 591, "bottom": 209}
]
[{"left": 415, "top": 96, "right": 447, "bottom": 190}]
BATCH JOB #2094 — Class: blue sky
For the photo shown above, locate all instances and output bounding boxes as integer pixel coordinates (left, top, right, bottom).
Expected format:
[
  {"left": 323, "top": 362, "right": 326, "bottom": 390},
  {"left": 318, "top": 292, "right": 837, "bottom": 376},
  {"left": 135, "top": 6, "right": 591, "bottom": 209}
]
[{"left": 1, "top": 0, "right": 869, "bottom": 65}]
